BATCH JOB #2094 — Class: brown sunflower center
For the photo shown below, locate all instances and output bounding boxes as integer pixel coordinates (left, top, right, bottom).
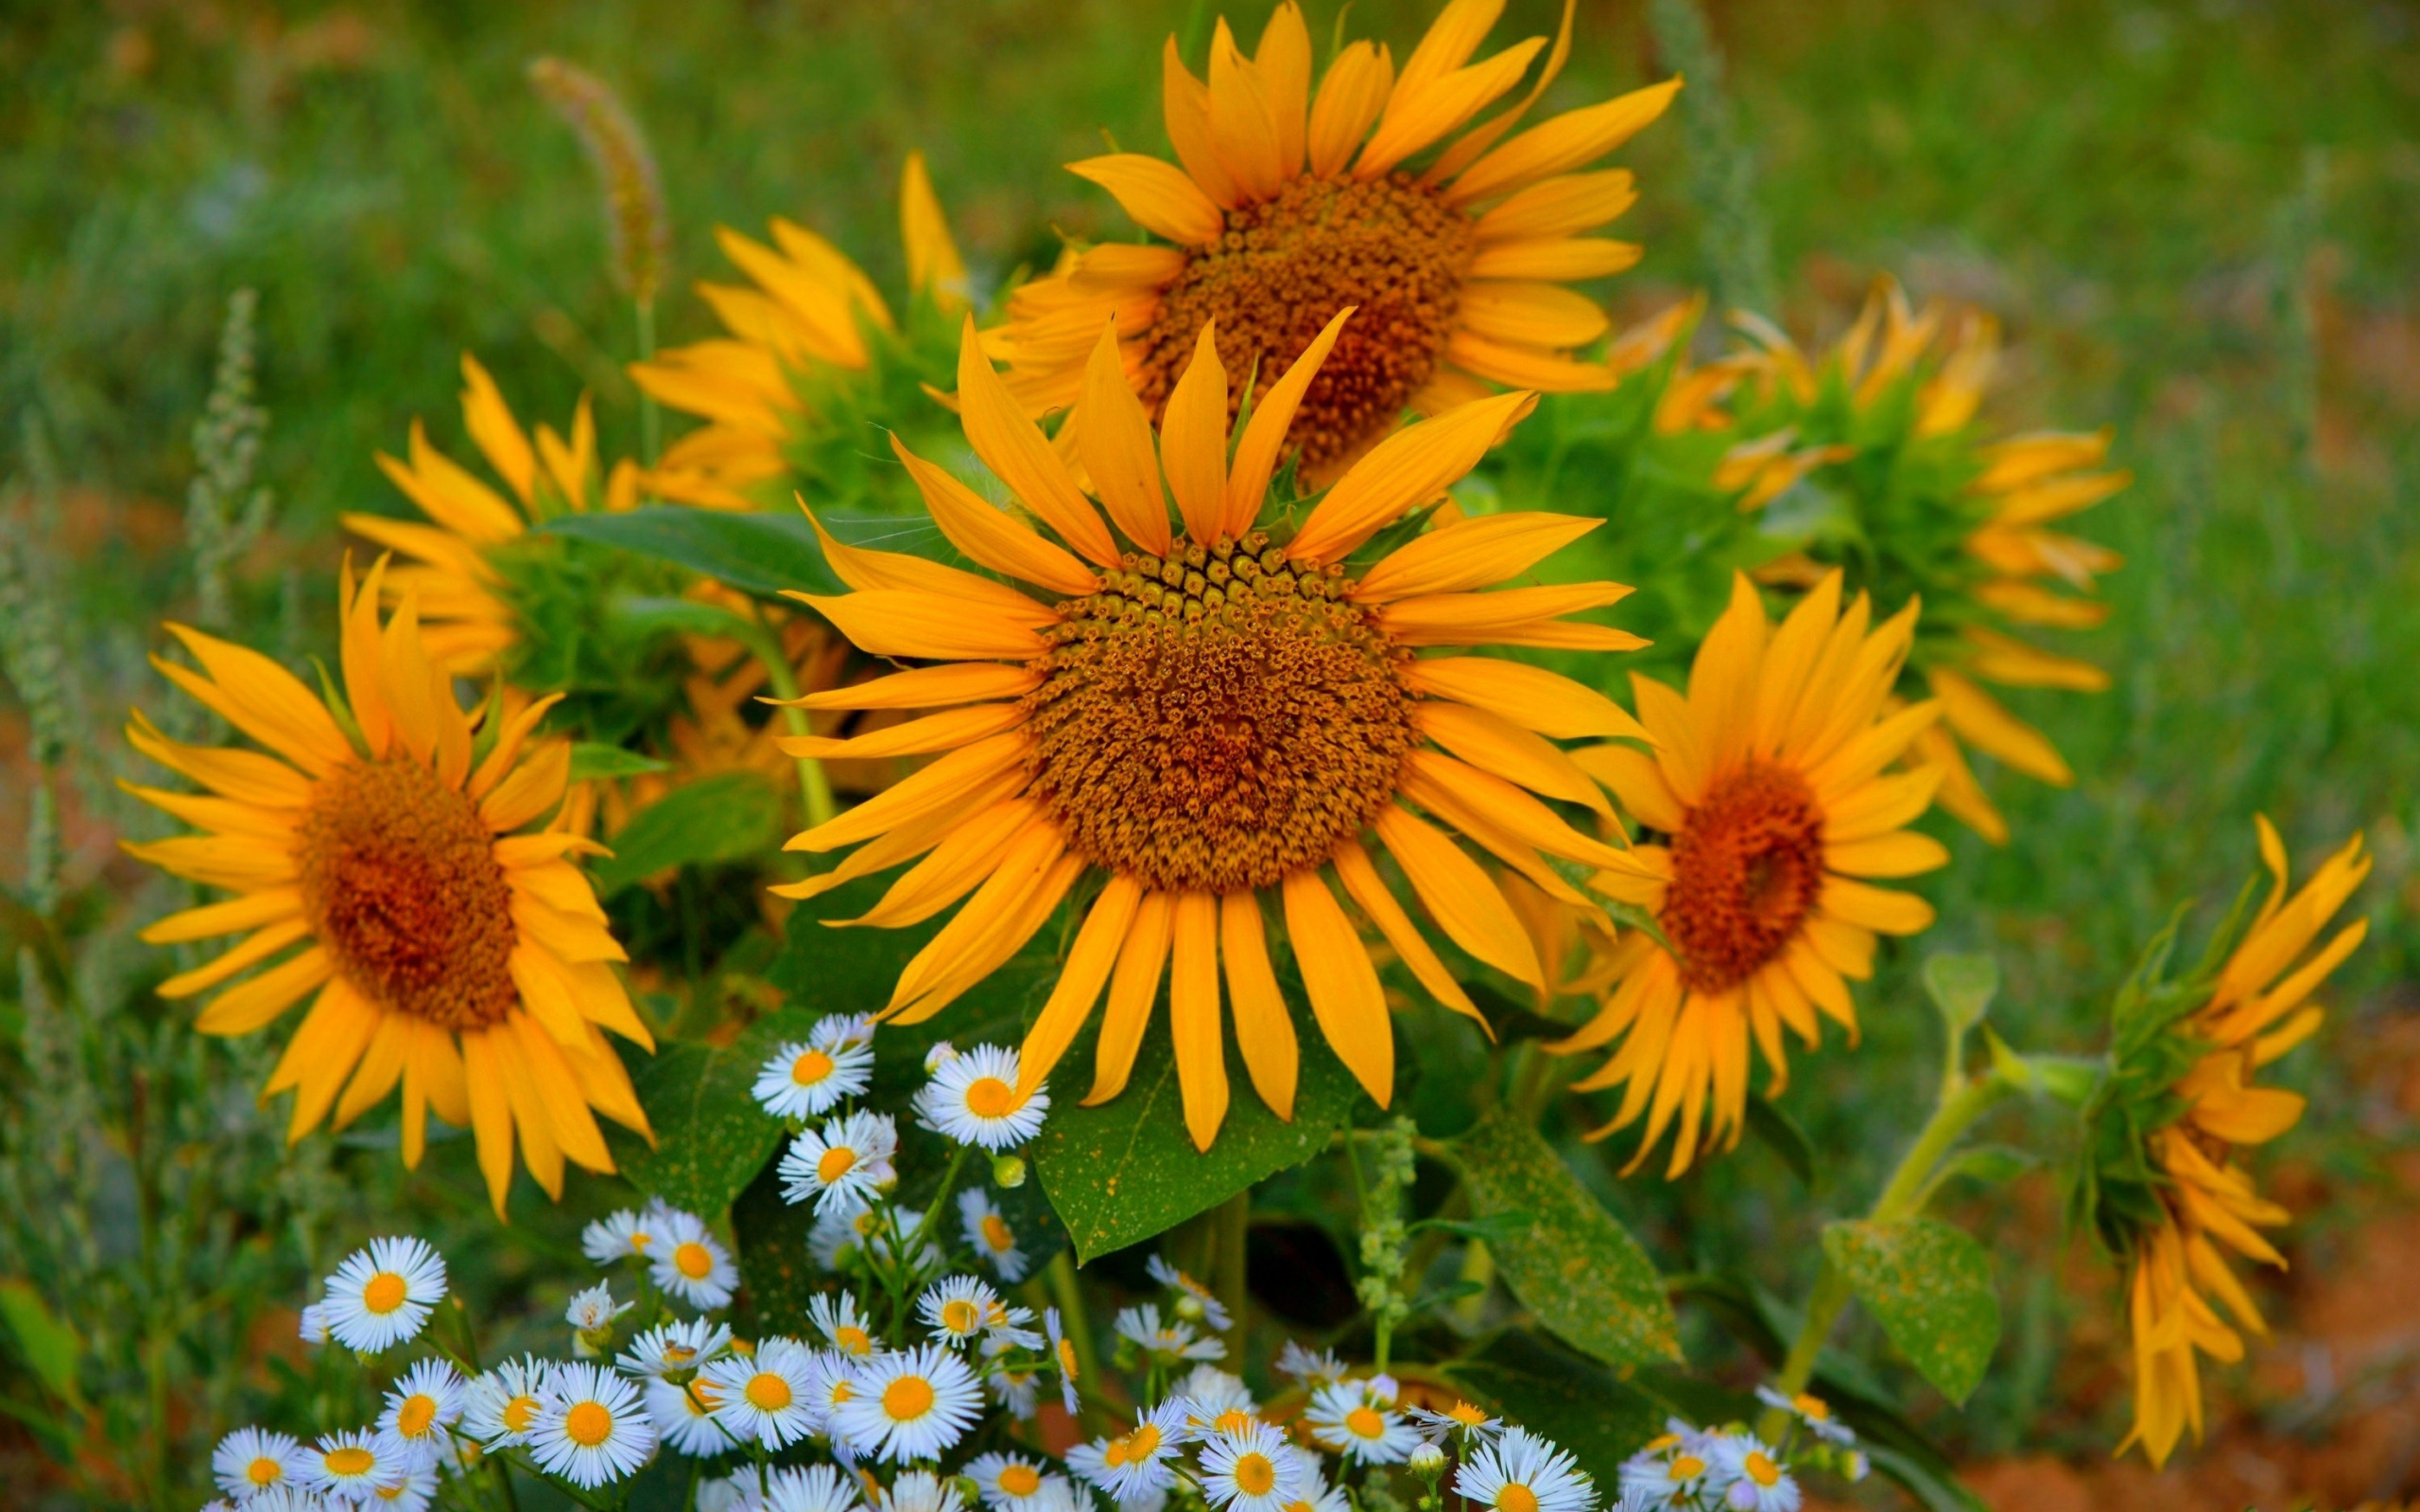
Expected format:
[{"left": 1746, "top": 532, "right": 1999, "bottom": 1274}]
[
  {"left": 294, "top": 757, "right": 518, "bottom": 1029},
  {"left": 1662, "top": 764, "right": 1825, "bottom": 993},
  {"left": 1025, "top": 533, "right": 1414, "bottom": 895},
  {"left": 1135, "top": 173, "right": 1473, "bottom": 474}
]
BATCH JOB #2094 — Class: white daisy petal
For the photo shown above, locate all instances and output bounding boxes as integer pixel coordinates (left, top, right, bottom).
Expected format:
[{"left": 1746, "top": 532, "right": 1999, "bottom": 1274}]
[
  {"left": 696, "top": 1335, "right": 821, "bottom": 1449},
  {"left": 320, "top": 1236, "right": 446, "bottom": 1352},
  {"left": 959, "top": 1189, "right": 1029, "bottom": 1283},
  {"left": 753, "top": 1034, "right": 876, "bottom": 1120},
  {"left": 212, "top": 1426, "right": 311, "bottom": 1500},
  {"left": 779, "top": 1110, "right": 901, "bottom": 1213},
  {"left": 832, "top": 1343, "right": 984, "bottom": 1463},
  {"left": 527, "top": 1362, "right": 658, "bottom": 1488},
  {"left": 913, "top": 1044, "right": 1048, "bottom": 1151},
  {"left": 1456, "top": 1427, "right": 1597, "bottom": 1512}
]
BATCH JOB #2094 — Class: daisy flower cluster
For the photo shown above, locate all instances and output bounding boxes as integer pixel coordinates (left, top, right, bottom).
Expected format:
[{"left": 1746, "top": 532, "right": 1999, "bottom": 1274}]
[{"left": 1610, "top": 1392, "right": 1868, "bottom": 1512}]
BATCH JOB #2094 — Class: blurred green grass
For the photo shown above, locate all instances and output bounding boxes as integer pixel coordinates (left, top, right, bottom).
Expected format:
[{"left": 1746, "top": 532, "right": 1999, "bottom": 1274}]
[{"left": 4, "top": 0, "right": 2418, "bottom": 1471}]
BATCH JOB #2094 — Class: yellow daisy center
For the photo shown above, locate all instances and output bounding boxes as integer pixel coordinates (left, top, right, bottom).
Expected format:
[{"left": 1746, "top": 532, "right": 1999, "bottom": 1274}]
[
  {"left": 829, "top": 1380, "right": 856, "bottom": 1406},
  {"left": 1214, "top": 1407, "right": 1254, "bottom": 1435},
  {"left": 673, "top": 1241, "right": 715, "bottom": 1280},
  {"left": 1744, "top": 1452, "right": 1781, "bottom": 1487},
  {"left": 884, "top": 1375, "right": 937, "bottom": 1421},
  {"left": 247, "top": 1457, "right": 283, "bottom": 1486},
  {"left": 1447, "top": 1401, "right": 1489, "bottom": 1426},
  {"left": 981, "top": 1213, "right": 1016, "bottom": 1252},
  {"left": 502, "top": 1395, "right": 538, "bottom": 1433},
  {"left": 684, "top": 1380, "right": 722, "bottom": 1416},
  {"left": 964, "top": 1075, "right": 1018, "bottom": 1119},
  {"left": 1664, "top": 764, "right": 1824, "bottom": 992},
  {"left": 1233, "top": 1452, "right": 1278, "bottom": 1497},
  {"left": 395, "top": 1395, "right": 436, "bottom": 1437},
  {"left": 1669, "top": 1455, "right": 1704, "bottom": 1480},
  {"left": 837, "top": 1325, "right": 873, "bottom": 1355},
  {"left": 1058, "top": 1338, "right": 1080, "bottom": 1379},
  {"left": 1344, "top": 1406, "right": 1386, "bottom": 1439},
  {"left": 1792, "top": 1392, "right": 1830, "bottom": 1419},
  {"left": 942, "top": 1298, "right": 983, "bottom": 1334},
  {"left": 360, "top": 1271, "right": 408, "bottom": 1315},
  {"left": 1497, "top": 1486, "right": 1539, "bottom": 1512},
  {"left": 1106, "top": 1422, "right": 1162, "bottom": 1466},
  {"left": 295, "top": 757, "right": 517, "bottom": 1027},
  {"left": 1028, "top": 534, "right": 1412, "bottom": 894},
  {"left": 1137, "top": 174, "right": 1472, "bottom": 474},
  {"left": 817, "top": 1145, "right": 858, "bottom": 1184},
  {"left": 791, "top": 1048, "right": 836, "bottom": 1085},
  {"left": 664, "top": 1343, "right": 696, "bottom": 1364},
  {"left": 563, "top": 1400, "right": 614, "bottom": 1448},
  {"left": 324, "top": 1447, "right": 374, "bottom": 1476},
  {"left": 746, "top": 1372, "right": 794, "bottom": 1411},
  {"left": 999, "top": 1465, "right": 1043, "bottom": 1498}
]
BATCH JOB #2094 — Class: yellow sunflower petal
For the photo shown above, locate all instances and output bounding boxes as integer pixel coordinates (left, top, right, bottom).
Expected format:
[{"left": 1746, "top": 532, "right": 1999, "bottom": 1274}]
[
  {"left": 1467, "top": 237, "right": 1642, "bottom": 281},
  {"left": 890, "top": 433, "right": 1099, "bottom": 595},
  {"left": 1078, "top": 318, "right": 1178, "bottom": 555},
  {"left": 1223, "top": 305, "right": 1356, "bottom": 539},
  {"left": 779, "top": 704, "right": 1028, "bottom": 763},
  {"left": 900, "top": 150, "right": 968, "bottom": 310},
  {"left": 1159, "top": 320, "right": 1231, "bottom": 543},
  {"left": 1305, "top": 40, "right": 1393, "bottom": 179},
  {"left": 797, "top": 590, "right": 1049, "bottom": 662},
  {"left": 1089, "top": 892, "right": 1174, "bottom": 1105},
  {"left": 1290, "top": 390, "right": 1536, "bottom": 565},
  {"left": 1409, "top": 659, "right": 1649, "bottom": 743},
  {"left": 1334, "top": 840, "right": 1490, "bottom": 1030},
  {"left": 784, "top": 662, "right": 1043, "bottom": 713},
  {"left": 1446, "top": 77, "right": 1682, "bottom": 204},
  {"left": 1255, "top": 2, "right": 1312, "bottom": 177},
  {"left": 1457, "top": 282, "right": 1611, "bottom": 349},
  {"left": 1066, "top": 153, "right": 1226, "bottom": 247},
  {"left": 1162, "top": 37, "right": 1242, "bottom": 209},
  {"left": 1417, "top": 701, "right": 1608, "bottom": 814},
  {"left": 1283, "top": 868, "right": 1393, "bottom": 1106},
  {"left": 1169, "top": 891, "right": 1230, "bottom": 1152},
  {"left": 1207, "top": 20, "right": 1287, "bottom": 201},
  {"left": 956, "top": 315, "right": 1122, "bottom": 564},
  {"left": 1020, "top": 874, "right": 1143, "bottom": 1096},
  {"left": 1472, "top": 168, "right": 1637, "bottom": 243},
  {"left": 1929, "top": 667, "right": 2073, "bottom": 785},
  {"left": 140, "top": 887, "right": 304, "bottom": 946},
  {"left": 458, "top": 354, "right": 536, "bottom": 505},
  {"left": 159, "top": 625, "right": 354, "bottom": 776},
  {"left": 1372, "top": 805, "right": 1546, "bottom": 991},
  {"left": 1354, "top": 511, "right": 1598, "bottom": 603},
  {"left": 1819, "top": 877, "right": 1935, "bottom": 936},
  {"left": 195, "top": 945, "right": 332, "bottom": 1036},
  {"left": 458, "top": 1026, "right": 518, "bottom": 1215},
  {"left": 1221, "top": 891, "right": 1300, "bottom": 1120}
]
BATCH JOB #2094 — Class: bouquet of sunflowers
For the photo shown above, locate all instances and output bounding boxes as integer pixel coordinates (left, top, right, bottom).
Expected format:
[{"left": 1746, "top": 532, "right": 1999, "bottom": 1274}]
[{"left": 9, "top": 4, "right": 2374, "bottom": 1509}]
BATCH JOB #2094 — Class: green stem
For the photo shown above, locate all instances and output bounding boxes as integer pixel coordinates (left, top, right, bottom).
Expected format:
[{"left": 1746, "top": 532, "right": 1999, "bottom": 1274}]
[
  {"left": 747, "top": 606, "right": 838, "bottom": 827},
  {"left": 1212, "top": 1191, "right": 1249, "bottom": 1365},
  {"left": 917, "top": 1144, "right": 973, "bottom": 1260},
  {"left": 1756, "top": 1074, "right": 2013, "bottom": 1439},
  {"left": 1045, "top": 1250, "right": 1105, "bottom": 1427},
  {"left": 636, "top": 298, "right": 661, "bottom": 470}
]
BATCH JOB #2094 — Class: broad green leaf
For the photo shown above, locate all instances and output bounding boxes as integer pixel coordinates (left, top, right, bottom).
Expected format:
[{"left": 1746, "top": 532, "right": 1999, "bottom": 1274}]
[
  {"left": 0, "top": 1280, "right": 83, "bottom": 1409},
  {"left": 1455, "top": 1107, "right": 1679, "bottom": 1365},
  {"left": 604, "top": 593, "right": 756, "bottom": 642},
  {"left": 729, "top": 1150, "right": 820, "bottom": 1342},
  {"left": 543, "top": 507, "right": 843, "bottom": 598},
  {"left": 1822, "top": 1216, "right": 2000, "bottom": 1405},
  {"left": 1029, "top": 991, "right": 1363, "bottom": 1265},
  {"left": 1744, "top": 1094, "right": 1818, "bottom": 1190},
  {"left": 1446, "top": 1331, "right": 1664, "bottom": 1479},
  {"left": 1922, "top": 953, "right": 1999, "bottom": 1035},
  {"left": 606, "top": 1031, "right": 786, "bottom": 1217},
  {"left": 589, "top": 772, "right": 785, "bottom": 896},
  {"left": 568, "top": 743, "right": 671, "bottom": 781}
]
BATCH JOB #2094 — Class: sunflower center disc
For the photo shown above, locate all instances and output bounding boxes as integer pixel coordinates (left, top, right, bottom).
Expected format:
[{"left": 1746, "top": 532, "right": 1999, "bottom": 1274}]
[
  {"left": 1135, "top": 173, "right": 1473, "bottom": 474},
  {"left": 294, "top": 756, "right": 517, "bottom": 1028},
  {"left": 1663, "top": 763, "right": 1825, "bottom": 993},
  {"left": 1026, "top": 532, "right": 1414, "bottom": 895}
]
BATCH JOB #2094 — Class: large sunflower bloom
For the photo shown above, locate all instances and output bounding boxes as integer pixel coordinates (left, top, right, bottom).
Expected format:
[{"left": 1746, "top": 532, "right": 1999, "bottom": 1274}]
[
  {"left": 774, "top": 315, "right": 1646, "bottom": 1150},
  {"left": 1561, "top": 573, "right": 1947, "bottom": 1175},
  {"left": 631, "top": 152, "right": 969, "bottom": 511},
  {"left": 121, "top": 559, "right": 653, "bottom": 1215},
  {"left": 343, "top": 354, "right": 638, "bottom": 677},
  {"left": 2122, "top": 820, "right": 2368, "bottom": 1467},
  {"left": 996, "top": 0, "right": 1678, "bottom": 477}
]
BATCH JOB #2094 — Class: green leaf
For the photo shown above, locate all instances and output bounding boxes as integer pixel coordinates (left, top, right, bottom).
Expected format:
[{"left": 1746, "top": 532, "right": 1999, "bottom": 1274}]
[
  {"left": 1744, "top": 1094, "right": 1818, "bottom": 1190},
  {"left": 604, "top": 593, "right": 756, "bottom": 641},
  {"left": 1822, "top": 1216, "right": 2001, "bottom": 1405},
  {"left": 1028, "top": 981, "right": 1364, "bottom": 1264},
  {"left": 1922, "top": 953, "right": 1999, "bottom": 1036},
  {"left": 1454, "top": 1107, "right": 1679, "bottom": 1366},
  {"left": 1446, "top": 1330, "right": 1665, "bottom": 1478},
  {"left": 606, "top": 1030, "right": 786, "bottom": 1218},
  {"left": 1940, "top": 1144, "right": 2040, "bottom": 1188},
  {"left": 0, "top": 1280, "right": 83, "bottom": 1409},
  {"left": 568, "top": 743, "right": 671, "bottom": 781},
  {"left": 588, "top": 772, "right": 785, "bottom": 896},
  {"left": 543, "top": 507, "right": 843, "bottom": 598},
  {"left": 728, "top": 1148, "right": 820, "bottom": 1342}
]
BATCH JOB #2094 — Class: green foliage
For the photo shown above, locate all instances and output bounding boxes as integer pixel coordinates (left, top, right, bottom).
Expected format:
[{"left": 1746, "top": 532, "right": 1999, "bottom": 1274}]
[
  {"left": 487, "top": 532, "right": 699, "bottom": 746},
  {"left": 1455, "top": 1108, "right": 1680, "bottom": 1366},
  {"left": 0, "top": 1278, "right": 85, "bottom": 1410},
  {"left": 587, "top": 770, "right": 786, "bottom": 897},
  {"left": 567, "top": 742, "right": 670, "bottom": 780},
  {"left": 1923, "top": 953, "right": 1999, "bottom": 1037},
  {"left": 605, "top": 1029, "right": 786, "bottom": 1218},
  {"left": 544, "top": 506, "right": 843, "bottom": 599},
  {"left": 1822, "top": 1217, "right": 2001, "bottom": 1406},
  {"left": 1446, "top": 1330, "right": 1666, "bottom": 1477}
]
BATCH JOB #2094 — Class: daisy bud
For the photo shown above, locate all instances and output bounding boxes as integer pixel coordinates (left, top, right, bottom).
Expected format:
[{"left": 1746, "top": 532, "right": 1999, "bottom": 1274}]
[
  {"left": 1409, "top": 1442, "right": 1446, "bottom": 1479},
  {"left": 992, "top": 1154, "right": 1028, "bottom": 1189}
]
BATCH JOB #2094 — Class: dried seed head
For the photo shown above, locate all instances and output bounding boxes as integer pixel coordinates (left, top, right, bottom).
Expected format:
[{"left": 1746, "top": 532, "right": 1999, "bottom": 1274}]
[{"left": 528, "top": 57, "right": 670, "bottom": 303}]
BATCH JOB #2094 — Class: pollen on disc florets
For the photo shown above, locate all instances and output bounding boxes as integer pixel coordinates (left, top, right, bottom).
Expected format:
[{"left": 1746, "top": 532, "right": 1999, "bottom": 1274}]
[
  {"left": 1662, "top": 764, "right": 1826, "bottom": 994},
  {"left": 295, "top": 757, "right": 519, "bottom": 1028},
  {"left": 1023, "top": 531, "right": 1415, "bottom": 895},
  {"left": 1134, "top": 173, "right": 1474, "bottom": 474}
]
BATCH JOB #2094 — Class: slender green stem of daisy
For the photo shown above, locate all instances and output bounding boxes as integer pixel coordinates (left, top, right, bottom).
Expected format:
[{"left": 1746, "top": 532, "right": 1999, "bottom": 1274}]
[
  {"left": 917, "top": 1143, "right": 974, "bottom": 1263},
  {"left": 498, "top": 1446, "right": 615, "bottom": 1512},
  {"left": 1212, "top": 1189, "right": 1250, "bottom": 1365},
  {"left": 1756, "top": 1071, "right": 2014, "bottom": 1441},
  {"left": 745, "top": 606, "right": 838, "bottom": 827},
  {"left": 635, "top": 297, "right": 661, "bottom": 470},
  {"left": 682, "top": 1458, "right": 702, "bottom": 1512},
  {"left": 1044, "top": 1249, "right": 1107, "bottom": 1429}
]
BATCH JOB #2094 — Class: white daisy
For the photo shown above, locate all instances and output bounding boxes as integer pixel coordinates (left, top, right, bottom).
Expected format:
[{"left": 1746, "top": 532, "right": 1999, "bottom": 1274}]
[
  {"left": 959, "top": 1189, "right": 1029, "bottom": 1282},
  {"left": 616, "top": 1316, "right": 734, "bottom": 1381},
  {"left": 1408, "top": 1401, "right": 1504, "bottom": 1445},
  {"left": 989, "top": 1365, "right": 1041, "bottom": 1420},
  {"left": 813, "top": 1013, "right": 876, "bottom": 1051},
  {"left": 1617, "top": 1432, "right": 1710, "bottom": 1507},
  {"left": 779, "top": 1110, "right": 900, "bottom": 1213},
  {"left": 1752, "top": 1385, "right": 1856, "bottom": 1448},
  {"left": 462, "top": 1357, "right": 553, "bottom": 1447},
  {"left": 755, "top": 1034, "right": 876, "bottom": 1120},
  {"left": 1409, "top": 1442, "right": 1446, "bottom": 1478},
  {"left": 1197, "top": 1421, "right": 1305, "bottom": 1512},
  {"left": 212, "top": 1426, "right": 311, "bottom": 1500},
  {"left": 1705, "top": 1433, "right": 1799, "bottom": 1512},
  {"left": 376, "top": 1359, "right": 463, "bottom": 1469},
  {"left": 966, "top": 1452, "right": 1052, "bottom": 1511},
  {"left": 697, "top": 1334, "right": 821, "bottom": 1449},
  {"left": 320, "top": 1237, "right": 446, "bottom": 1352},
  {"left": 365, "top": 1467, "right": 437, "bottom": 1512},
  {"left": 761, "top": 1463, "right": 867, "bottom": 1512},
  {"left": 527, "top": 1362, "right": 658, "bottom": 1488},
  {"left": 1171, "top": 1365, "right": 1255, "bottom": 1430},
  {"left": 565, "top": 1282, "right": 631, "bottom": 1335},
  {"left": 1272, "top": 1343, "right": 1347, "bottom": 1388},
  {"left": 645, "top": 1375, "right": 733, "bottom": 1457},
  {"left": 923, "top": 1040, "right": 959, "bottom": 1074},
  {"left": 1113, "top": 1304, "right": 1223, "bottom": 1365},
  {"left": 697, "top": 1475, "right": 750, "bottom": 1512},
  {"left": 980, "top": 1297, "right": 1045, "bottom": 1352},
  {"left": 1457, "top": 1427, "right": 1595, "bottom": 1512},
  {"left": 580, "top": 1205, "right": 670, "bottom": 1267},
  {"left": 1064, "top": 1400, "right": 1186, "bottom": 1503},
  {"left": 1146, "top": 1256, "right": 1232, "bottom": 1332},
  {"left": 917, "top": 1274, "right": 1002, "bottom": 1348},
  {"left": 802, "top": 1348, "right": 863, "bottom": 1435},
  {"left": 914, "top": 1044, "right": 1048, "bottom": 1151},
  {"left": 1045, "top": 1307, "right": 1080, "bottom": 1417},
  {"left": 648, "top": 1208, "right": 739, "bottom": 1311},
  {"left": 241, "top": 1491, "right": 330, "bottom": 1512},
  {"left": 297, "top": 1303, "right": 329, "bottom": 1347},
  {"left": 881, "top": 1469, "right": 967, "bottom": 1512},
  {"left": 833, "top": 1343, "right": 983, "bottom": 1463},
  {"left": 1272, "top": 1453, "right": 1350, "bottom": 1512},
  {"left": 301, "top": 1428, "right": 409, "bottom": 1502},
  {"left": 1030, "top": 1475, "right": 1087, "bottom": 1512},
  {"left": 808, "top": 1292, "right": 881, "bottom": 1357},
  {"left": 1304, "top": 1379, "right": 1418, "bottom": 1466}
]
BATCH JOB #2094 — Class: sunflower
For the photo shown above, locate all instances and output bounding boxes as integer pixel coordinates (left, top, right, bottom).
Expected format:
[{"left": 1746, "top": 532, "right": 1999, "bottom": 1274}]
[
  {"left": 994, "top": 1, "right": 1678, "bottom": 478},
  {"left": 2119, "top": 820, "right": 2369, "bottom": 1467},
  {"left": 631, "top": 151, "right": 971, "bottom": 512},
  {"left": 343, "top": 354, "right": 639, "bottom": 678},
  {"left": 121, "top": 558, "right": 653, "bottom": 1215},
  {"left": 1709, "top": 280, "right": 2130, "bottom": 843},
  {"left": 772, "top": 315, "right": 1646, "bottom": 1150},
  {"left": 1560, "top": 572, "right": 1947, "bottom": 1176}
]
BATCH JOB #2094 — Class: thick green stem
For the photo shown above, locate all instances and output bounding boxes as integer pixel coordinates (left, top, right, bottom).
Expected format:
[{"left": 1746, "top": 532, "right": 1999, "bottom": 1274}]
[
  {"left": 1212, "top": 1191, "right": 1250, "bottom": 1364},
  {"left": 746, "top": 608, "right": 838, "bottom": 827},
  {"left": 1755, "top": 1074, "right": 2013, "bottom": 1440}
]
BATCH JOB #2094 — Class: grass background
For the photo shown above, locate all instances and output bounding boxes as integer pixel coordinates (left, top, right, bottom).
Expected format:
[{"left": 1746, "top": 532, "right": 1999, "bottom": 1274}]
[{"left": 4, "top": 0, "right": 2418, "bottom": 1498}]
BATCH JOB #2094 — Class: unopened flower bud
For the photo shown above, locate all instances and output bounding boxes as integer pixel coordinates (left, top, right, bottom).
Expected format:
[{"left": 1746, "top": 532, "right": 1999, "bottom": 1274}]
[
  {"left": 1409, "top": 1442, "right": 1446, "bottom": 1479},
  {"left": 992, "top": 1154, "right": 1028, "bottom": 1189}
]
